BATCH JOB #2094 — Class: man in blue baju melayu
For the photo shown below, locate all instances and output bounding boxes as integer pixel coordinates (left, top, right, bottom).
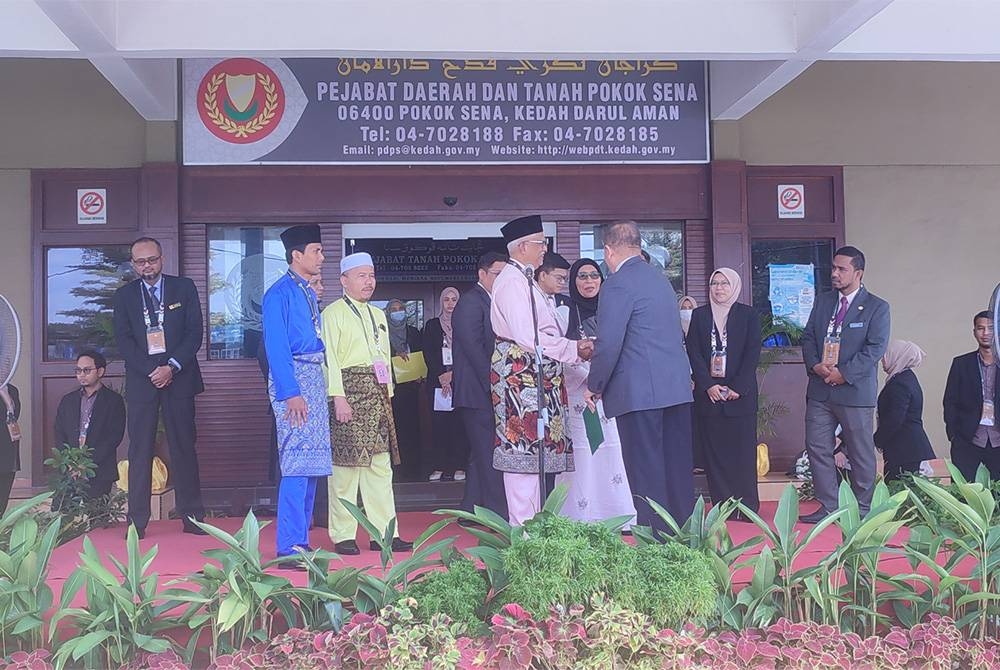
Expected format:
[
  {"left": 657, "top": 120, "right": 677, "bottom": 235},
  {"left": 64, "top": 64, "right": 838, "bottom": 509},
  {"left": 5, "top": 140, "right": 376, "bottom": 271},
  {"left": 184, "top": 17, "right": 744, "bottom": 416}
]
[{"left": 262, "top": 224, "right": 333, "bottom": 568}]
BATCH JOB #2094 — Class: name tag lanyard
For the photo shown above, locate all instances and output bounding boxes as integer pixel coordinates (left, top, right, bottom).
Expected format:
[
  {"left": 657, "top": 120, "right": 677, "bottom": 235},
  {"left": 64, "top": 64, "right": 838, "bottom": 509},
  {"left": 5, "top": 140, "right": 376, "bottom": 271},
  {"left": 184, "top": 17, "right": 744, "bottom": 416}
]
[
  {"left": 141, "top": 283, "right": 167, "bottom": 355},
  {"left": 80, "top": 395, "right": 95, "bottom": 446},
  {"left": 343, "top": 296, "right": 391, "bottom": 384},
  {"left": 290, "top": 271, "right": 322, "bottom": 338},
  {"left": 710, "top": 323, "right": 727, "bottom": 378},
  {"left": 979, "top": 354, "right": 996, "bottom": 426},
  {"left": 822, "top": 301, "right": 846, "bottom": 366}
]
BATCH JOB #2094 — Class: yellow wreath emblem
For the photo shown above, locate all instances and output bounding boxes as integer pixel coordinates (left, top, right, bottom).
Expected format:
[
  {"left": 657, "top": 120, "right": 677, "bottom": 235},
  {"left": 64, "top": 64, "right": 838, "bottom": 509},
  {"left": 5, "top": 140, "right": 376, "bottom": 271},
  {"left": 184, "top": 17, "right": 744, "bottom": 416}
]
[{"left": 203, "top": 72, "right": 279, "bottom": 139}]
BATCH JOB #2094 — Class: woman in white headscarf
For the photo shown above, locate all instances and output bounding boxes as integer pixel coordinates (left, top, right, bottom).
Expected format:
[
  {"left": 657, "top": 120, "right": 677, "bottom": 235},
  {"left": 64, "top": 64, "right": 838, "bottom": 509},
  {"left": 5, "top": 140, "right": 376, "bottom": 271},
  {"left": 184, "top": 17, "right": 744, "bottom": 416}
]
[
  {"left": 875, "top": 340, "right": 935, "bottom": 481},
  {"left": 686, "top": 268, "right": 761, "bottom": 517}
]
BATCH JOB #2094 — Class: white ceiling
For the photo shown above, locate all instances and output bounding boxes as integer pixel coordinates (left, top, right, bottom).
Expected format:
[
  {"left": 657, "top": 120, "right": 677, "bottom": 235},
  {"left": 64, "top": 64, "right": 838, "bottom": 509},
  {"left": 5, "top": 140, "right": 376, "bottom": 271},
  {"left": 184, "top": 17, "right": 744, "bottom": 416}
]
[{"left": 2, "top": 0, "right": 997, "bottom": 121}]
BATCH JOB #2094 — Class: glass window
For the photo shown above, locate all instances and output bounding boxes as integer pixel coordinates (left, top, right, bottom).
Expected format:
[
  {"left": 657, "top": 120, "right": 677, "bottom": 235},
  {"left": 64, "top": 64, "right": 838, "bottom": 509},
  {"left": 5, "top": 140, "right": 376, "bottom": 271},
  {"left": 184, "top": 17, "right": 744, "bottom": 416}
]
[
  {"left": 208, "top": 226, "right": 287, "bottom": 360},
  {"left": 46, "top": 246, "right": 136, "bottom": 361},
  {"left": 750, "top": 239, "right": 834, "bottom": 346},
  {"left": 580, "top": 222, "right": 684, "bottom": 295}
]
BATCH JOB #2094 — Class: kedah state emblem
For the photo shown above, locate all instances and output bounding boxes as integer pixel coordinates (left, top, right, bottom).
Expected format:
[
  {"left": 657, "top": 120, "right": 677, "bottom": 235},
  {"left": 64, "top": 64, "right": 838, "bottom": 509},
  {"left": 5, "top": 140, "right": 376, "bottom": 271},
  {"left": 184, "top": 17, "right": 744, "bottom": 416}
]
[{"left": 197, "top": 58, "right": 285, "bottom": 144}]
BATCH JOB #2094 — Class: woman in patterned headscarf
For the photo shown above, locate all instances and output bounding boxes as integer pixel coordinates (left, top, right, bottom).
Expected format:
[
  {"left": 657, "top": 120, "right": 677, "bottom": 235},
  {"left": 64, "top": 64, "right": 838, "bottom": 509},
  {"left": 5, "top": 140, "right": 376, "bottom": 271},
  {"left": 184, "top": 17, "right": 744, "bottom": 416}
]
[{"left": 423, "top": 287, "right": 469, "bottom": 482}]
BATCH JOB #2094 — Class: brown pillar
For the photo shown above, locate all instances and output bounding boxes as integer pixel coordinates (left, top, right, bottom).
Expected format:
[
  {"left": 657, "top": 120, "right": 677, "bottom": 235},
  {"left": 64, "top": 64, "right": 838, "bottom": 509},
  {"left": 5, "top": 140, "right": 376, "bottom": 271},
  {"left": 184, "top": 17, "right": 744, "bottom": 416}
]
[{"left": 710, "top": 160, "right": 751, "bottom": 303}]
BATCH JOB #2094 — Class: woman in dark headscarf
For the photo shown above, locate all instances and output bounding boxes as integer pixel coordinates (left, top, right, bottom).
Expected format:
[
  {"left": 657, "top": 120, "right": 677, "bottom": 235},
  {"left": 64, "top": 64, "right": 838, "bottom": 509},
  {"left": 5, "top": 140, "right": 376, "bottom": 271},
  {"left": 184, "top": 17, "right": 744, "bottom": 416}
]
[
  {"left": 566, "top": 259, "right": 603, "bottom": 340},
  {"left": 555, "top": 259, "right": 636, "bottom": 526},
  {"left": 383, "top": 299, "right": 424, "bottom": 482}
]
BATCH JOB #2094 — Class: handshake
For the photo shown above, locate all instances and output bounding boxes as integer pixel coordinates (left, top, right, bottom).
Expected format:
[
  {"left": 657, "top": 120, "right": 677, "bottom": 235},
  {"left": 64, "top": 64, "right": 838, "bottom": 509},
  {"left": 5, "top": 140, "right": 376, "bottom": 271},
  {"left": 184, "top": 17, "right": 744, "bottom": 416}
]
[{"left": 577, "top": 338, "right": 595, "bottom": 361}]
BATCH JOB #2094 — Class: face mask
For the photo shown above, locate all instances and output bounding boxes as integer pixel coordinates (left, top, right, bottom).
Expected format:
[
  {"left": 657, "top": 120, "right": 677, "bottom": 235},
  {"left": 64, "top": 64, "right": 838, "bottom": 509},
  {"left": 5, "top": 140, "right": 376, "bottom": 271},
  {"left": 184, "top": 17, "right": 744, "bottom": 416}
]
[
  {"left": 389, "top": 311, "right": 406, "bottom": 324},
  {"left": 679, "top": 309, "right": 693, "bottom": 321}
]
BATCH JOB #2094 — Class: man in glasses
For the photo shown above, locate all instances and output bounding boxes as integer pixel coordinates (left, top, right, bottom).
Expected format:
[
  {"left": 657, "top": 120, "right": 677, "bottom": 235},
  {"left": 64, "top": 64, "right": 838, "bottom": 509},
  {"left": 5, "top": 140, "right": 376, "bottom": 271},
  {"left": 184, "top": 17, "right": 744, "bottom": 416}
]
[
  {"left": 112, "top": 237, "right": 207, "bottom": 539},
  {"left": 54, "top": 349, "right": 126, "bottom": 499},
  {"left": 490, "top": 215, "right": 592, "bottom": 525}
]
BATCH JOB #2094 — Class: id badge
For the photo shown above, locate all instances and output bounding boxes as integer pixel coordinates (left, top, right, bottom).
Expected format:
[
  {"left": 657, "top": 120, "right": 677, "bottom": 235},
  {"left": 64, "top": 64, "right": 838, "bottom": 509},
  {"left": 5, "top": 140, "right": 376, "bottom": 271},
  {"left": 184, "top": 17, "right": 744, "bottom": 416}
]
[
  {"left": 442, "top": 347, "right": 453, "bottom": 366},
  {"left": 710, "top": 351, "right": 727, "bottom": 378},
  {"left": 982, "top": 400, "right": 995, "bottom": 427},
  {"left": 373, "top": 359, "right": 391, "bottom": 385},
  {"left": 146, "top": 326, "right": 166, "bottom": 355},
  {"left": 7, "top": 421, "right": 21, "bottom": 442},
  {"left": 822, "top": 336, "right": 841, "bottom": 366}
]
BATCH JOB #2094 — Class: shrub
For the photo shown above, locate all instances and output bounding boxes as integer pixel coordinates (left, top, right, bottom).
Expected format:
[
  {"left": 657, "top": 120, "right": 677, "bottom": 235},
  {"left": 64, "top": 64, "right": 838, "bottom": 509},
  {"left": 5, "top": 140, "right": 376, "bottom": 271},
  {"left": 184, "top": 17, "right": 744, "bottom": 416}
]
[
  {"left": 401, "top": 559, "right": 488, "bottom": 633},
  {"left": 500, "top": 514, "right": 629, "bottom": 618},
  {"left": 618, "top": 542, "right": 717, "bottom": 628}
]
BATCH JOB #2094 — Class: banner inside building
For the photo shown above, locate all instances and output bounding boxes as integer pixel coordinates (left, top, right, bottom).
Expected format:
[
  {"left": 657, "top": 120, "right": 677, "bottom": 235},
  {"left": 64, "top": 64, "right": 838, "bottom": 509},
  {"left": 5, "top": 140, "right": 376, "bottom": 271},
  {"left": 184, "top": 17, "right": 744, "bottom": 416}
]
[{"left": 181, "top": 58, "right": 709, "bottom": 165}]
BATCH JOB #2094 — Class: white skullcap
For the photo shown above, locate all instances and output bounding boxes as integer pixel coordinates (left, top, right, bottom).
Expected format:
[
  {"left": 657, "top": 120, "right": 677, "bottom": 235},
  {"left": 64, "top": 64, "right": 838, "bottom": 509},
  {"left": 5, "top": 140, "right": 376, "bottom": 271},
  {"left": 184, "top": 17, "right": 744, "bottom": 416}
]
[{"left": 340, "top": 252, "right": 374, "bottom": 274}]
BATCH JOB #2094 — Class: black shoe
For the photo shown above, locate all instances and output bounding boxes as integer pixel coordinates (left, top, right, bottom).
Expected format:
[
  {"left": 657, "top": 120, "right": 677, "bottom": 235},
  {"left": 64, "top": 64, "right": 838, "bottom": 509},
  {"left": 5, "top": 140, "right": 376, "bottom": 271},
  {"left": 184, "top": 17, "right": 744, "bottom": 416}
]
[
  {"left": 183, "top": 520, "right": 209, "bottom": 536},
  {"left": 334, "top": 540, "right": 361, "bottom": 556},
  {"left": 275, "top": 557, "right": 307, "bottom": 571},
  {"left": 370, "top": 538, "right": 413, "bottom": 552},
  {"left": 127, "top": 525, "right": 146, "bottom": 540},
  {"left": 799, "top": 509, "right": 829, "bottom": 524}
]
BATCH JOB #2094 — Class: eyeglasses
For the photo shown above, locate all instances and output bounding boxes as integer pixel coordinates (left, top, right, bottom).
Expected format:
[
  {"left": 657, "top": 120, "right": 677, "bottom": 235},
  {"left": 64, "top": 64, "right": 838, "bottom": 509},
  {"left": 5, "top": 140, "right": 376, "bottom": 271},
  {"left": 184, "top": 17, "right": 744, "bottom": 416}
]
[
  {"left": 710, "top": 280, "right": 732, "bottom": 287},
  {"left": 577, "top": 272, "right": 601, "bottom": 280},
  {"left": 73, "top": 367, "right": 96, "bottom": 375},
  {"left": 132, "top": 255, "right": 162, "bottom": 267},
  {"left": 522, "top": 240, "right": 547, "bottom": 247}
]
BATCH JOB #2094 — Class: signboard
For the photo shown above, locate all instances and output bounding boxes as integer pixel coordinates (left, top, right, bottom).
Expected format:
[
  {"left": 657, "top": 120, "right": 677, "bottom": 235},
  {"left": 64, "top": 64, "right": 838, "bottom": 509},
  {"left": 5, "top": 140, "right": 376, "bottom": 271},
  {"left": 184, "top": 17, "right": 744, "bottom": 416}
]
[
  {"left": 777, "top": 184, "right": 805, "bottom": 219},
  {"left": 76, "top": 188, "right": 107, "bottom": 225},
  {"left": 182, "top": 58, "right": 709, "bottom": 165},
  {"left": 768, "top": 263, "right": 815, "bottom": 328},
  {"left": 348, "top": 237, "right": 511, "bottom": 282}
]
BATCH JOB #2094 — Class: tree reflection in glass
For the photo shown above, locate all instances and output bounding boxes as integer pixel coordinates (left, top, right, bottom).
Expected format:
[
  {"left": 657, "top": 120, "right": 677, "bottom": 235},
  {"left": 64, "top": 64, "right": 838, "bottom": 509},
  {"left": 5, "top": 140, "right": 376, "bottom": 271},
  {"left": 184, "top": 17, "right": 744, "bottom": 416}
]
[{"left": 46, "top": 246, "right": 135, "bottom": 361}]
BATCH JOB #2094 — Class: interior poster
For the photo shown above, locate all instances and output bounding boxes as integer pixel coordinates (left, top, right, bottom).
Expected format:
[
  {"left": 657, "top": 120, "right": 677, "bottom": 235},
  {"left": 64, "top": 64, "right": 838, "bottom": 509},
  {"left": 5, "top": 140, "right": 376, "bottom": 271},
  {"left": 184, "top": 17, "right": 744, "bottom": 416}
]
[{"left": 768, "top": 264, "right": 815, "bottom": 328}]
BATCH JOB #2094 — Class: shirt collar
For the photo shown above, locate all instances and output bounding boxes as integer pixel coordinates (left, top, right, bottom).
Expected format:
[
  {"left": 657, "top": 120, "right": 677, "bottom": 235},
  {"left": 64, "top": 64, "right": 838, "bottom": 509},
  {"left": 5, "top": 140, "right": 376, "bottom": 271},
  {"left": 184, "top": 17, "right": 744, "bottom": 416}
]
[{"left": 840, "top": 286, "right": 861, "bottom": 306}]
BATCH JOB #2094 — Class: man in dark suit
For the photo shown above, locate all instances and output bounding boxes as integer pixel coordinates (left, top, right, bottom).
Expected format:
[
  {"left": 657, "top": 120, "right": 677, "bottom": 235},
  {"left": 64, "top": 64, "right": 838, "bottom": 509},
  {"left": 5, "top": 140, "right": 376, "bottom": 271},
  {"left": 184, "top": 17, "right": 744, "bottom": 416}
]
[
  {"left": 452, "top": 251, "right": 508, "bottom": 519},
  {"left": 112, "top": 237, "right": 206, "bottom": 538},
  {"left": 944, "top": 311, "right": 1000, "bottom": 480},
  {"left": 800, "top": 246, "right": 890, "bottom": 522},
  {"left": 585, "top": 221, "right": 695, "bottom": 534},
  {"left": 54, "top": 349, "right": 126, "bottom": 498}
]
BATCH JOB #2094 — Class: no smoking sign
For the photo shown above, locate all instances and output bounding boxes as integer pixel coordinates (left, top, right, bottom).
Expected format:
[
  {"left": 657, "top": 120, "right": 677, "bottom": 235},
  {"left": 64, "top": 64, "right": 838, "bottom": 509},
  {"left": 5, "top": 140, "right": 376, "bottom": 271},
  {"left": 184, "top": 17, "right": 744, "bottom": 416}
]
[
  {"left": 777, "top": 184, "right": 804, "bottom": 219},
  {"left": 77, "top": 188, "right": 107, "bottom": 225}
]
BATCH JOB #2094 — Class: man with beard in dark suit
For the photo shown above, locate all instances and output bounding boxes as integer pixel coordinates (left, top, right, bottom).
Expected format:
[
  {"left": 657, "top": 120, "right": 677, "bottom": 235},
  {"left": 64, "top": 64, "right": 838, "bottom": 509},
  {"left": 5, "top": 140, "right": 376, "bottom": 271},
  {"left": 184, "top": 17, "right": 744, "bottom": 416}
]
[
  {"left": 112, "top": 237, "right": 206, "bottom": 539},
  {"left": 452, "top": 251, "right": 508, "bottom": 519}
]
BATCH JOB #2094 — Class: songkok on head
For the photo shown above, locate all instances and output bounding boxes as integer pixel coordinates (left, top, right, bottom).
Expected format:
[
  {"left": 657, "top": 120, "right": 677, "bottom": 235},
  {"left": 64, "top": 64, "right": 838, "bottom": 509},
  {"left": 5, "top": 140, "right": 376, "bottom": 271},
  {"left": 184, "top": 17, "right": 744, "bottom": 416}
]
[
  {"left": 340, "top": 252, "right": 374, "bottom": 274},
  {"left": 280, "top": 224, "right": 321, "bottom": 251},
  {"left": 501, "top": 215, "right": 543, "bottom": 244}
]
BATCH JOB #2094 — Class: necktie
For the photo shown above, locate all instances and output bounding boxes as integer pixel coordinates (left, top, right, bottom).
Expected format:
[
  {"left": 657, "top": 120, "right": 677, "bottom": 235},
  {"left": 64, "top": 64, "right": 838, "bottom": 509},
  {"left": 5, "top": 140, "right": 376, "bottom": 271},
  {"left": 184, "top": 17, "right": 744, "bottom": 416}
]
[
  {"left": 149, "top": 285, "right": 160, "bottom": 309},
  {"left": 834, "top": 296, "right": 848, "bottom": 327}
]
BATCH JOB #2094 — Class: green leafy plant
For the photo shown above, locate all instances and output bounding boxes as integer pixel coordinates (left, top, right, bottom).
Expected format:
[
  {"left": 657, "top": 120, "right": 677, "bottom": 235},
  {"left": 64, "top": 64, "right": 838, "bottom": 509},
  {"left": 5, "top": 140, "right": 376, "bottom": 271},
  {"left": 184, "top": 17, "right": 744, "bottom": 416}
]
[
  {"left": 909, "top": 464, "right": 1000, "bottom": 640},
  {"left": 400, "top": 558, "right": 488, "bottom": 633},
  {"left": 44, "top": 444, "right": 126, "bottom": 544},
  {"left": 336, "top": 498, "right": 455, "bottom": 614},
  {"left": 169, "top": 512, "right": 317, "bottom": 662},
  {"left": 49, "top": 525, "right": 180, "bottom": 670},
  {"left": 0, "top": 493, "right": 60, "bottom": 656}
]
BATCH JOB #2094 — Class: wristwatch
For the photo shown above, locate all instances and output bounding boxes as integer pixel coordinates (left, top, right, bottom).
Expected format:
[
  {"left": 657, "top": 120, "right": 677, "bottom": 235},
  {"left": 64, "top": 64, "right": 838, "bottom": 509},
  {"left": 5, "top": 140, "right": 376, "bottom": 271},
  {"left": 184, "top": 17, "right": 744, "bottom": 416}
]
[{"left": 167, "top": 361, "right": 180, "bottom": 374}]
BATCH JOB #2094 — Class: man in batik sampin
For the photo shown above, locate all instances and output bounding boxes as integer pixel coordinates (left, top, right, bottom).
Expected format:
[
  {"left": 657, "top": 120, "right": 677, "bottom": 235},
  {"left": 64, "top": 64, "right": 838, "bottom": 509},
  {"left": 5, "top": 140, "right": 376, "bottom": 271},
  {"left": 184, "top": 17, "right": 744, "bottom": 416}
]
[{"left": 489, "top": 215, "right": 593, "bottom": 525}]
